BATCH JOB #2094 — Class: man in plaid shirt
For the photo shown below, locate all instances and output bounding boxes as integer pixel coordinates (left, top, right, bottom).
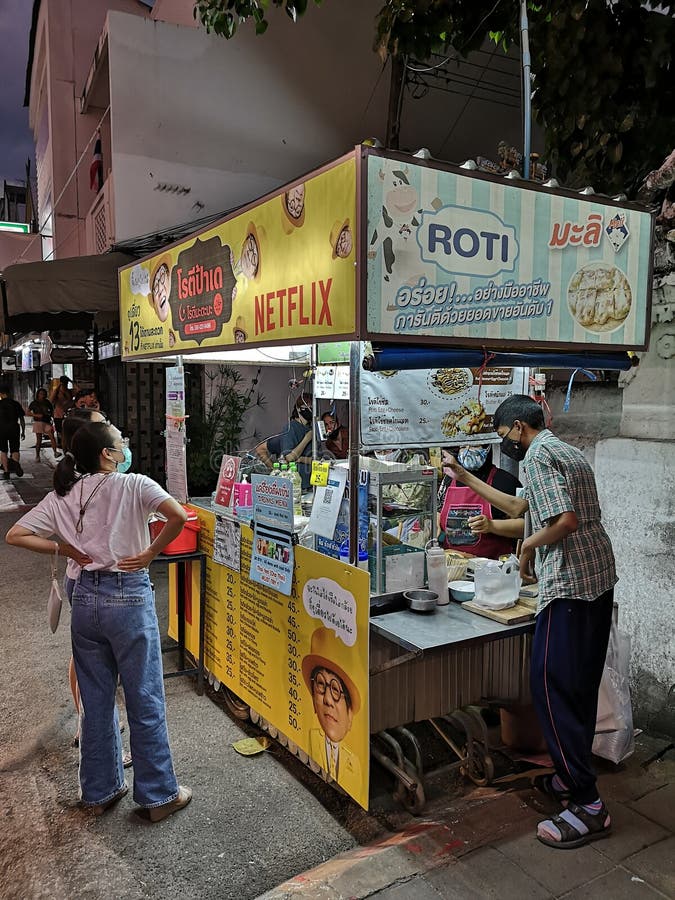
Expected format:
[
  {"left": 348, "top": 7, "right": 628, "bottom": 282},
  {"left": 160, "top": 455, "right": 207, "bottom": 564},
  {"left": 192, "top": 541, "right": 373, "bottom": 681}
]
[{"left": 443, "top": 394, "right": 616, "bottom": 850}]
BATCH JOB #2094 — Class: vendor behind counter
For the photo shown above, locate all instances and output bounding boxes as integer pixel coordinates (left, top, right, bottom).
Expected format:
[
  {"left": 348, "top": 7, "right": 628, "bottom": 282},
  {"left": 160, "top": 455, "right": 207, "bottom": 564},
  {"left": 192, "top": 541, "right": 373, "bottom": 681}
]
[
  {"left": 438, "top": 445, "right": 521, "bottom": 558},
  {"left": 255, "top": 392, "right": 313, "bottom": 490}
]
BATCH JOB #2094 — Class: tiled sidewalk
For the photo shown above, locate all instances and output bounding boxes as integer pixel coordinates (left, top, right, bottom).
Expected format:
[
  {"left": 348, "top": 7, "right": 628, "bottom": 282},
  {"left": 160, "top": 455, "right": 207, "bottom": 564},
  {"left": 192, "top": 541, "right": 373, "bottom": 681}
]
[{"left": 260, "top": 734, "right": 675, "bottom": 899}]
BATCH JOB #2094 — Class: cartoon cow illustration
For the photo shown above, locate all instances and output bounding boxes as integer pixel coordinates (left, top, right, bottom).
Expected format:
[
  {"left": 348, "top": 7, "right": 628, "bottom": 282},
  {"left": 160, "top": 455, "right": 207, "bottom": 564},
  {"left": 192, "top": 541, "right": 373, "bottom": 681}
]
[{"left": 368, "top": 167, "right": 423, "bottom": 282}]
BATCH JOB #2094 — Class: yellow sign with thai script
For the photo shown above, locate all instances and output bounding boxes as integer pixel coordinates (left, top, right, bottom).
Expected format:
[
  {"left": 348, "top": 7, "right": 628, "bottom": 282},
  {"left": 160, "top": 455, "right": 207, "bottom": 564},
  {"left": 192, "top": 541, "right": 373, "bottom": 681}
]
[
  {"left": 119, "top": 155, "right": 357, "bottom": 359},
  {"left": 170, "top": 506, "right": 370, "bottom": 809}
]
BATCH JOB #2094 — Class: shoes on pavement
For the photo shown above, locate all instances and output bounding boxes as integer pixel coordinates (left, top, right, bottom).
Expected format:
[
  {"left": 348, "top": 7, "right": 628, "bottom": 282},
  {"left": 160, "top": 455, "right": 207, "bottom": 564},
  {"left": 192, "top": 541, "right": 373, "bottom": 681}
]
[
  {"left": 9, "top": 459, "right": 23, "bottom": 477},
  {"left": 135, "top": 785, "right": 192, "bottom": 823},
  {"left": 90, "top": 784, "right": 128, "bottom": 816},
  {"left": 1, "top": 471, "right": 9, "bottom": 481}
]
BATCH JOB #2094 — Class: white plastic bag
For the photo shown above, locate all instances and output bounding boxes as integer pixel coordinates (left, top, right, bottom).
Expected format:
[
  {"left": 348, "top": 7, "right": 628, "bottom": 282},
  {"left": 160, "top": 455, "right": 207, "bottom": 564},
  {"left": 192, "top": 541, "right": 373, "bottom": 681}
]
[
  {"left": 593, "top": 620, "right": 634, "bottom": 764},
  {"left": 473, "top": 555, "right": 521, "bottom": 610},
  {"left": 47, "top": 545, "right": 64, "bottom": 634}
]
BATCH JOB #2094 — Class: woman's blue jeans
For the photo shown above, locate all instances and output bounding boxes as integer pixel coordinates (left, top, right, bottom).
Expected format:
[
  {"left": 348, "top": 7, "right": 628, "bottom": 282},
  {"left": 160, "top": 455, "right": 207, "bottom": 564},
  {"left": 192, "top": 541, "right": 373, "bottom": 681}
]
[{"left": 70, "top": 569, "right": 179, "bottom": 808}]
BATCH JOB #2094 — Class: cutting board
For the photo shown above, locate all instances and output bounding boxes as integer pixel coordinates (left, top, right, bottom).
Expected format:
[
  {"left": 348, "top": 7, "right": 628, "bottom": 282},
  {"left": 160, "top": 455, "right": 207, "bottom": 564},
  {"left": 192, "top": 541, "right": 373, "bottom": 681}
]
[{"left": 462, "top": 600, "right": 535, "bottom": 625}]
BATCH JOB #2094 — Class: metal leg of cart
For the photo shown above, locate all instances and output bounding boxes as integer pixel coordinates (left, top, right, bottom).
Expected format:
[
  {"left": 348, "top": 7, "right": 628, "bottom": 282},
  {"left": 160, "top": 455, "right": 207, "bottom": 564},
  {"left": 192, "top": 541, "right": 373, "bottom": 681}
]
[
  {"left": 371, "top": 729, "right": 426, "bottom": 815},
  {"left": 430, "top": 706, "right": 496, "bottom": 787}
]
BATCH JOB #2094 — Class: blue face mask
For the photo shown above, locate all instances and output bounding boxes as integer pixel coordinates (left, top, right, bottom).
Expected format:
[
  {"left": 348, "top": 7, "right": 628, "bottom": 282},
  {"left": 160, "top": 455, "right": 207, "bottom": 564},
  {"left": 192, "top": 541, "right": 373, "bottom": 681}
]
[
  {"left": 109, "top": 445, "right": 132, "bottom": 473},
  {"left": 457, "top": 446, "right": 489, "bottom": 471}
]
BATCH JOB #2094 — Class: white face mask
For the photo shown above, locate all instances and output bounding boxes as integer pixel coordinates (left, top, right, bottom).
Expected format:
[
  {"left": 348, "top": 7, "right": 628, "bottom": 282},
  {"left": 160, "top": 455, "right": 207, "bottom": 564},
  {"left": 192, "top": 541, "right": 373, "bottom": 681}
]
[{"left": 375, "top": 450, "right": 400, "bottom": 462}]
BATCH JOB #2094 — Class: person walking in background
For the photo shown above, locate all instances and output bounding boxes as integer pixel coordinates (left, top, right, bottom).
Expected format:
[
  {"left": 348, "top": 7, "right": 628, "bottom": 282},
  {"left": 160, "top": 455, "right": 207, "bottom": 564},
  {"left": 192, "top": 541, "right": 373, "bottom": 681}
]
[
  {"left": 74, "top": 389, "right": 101, "bottom": 411},
  {"left": 26, "top": 388, "right": 60, "bottom": 461},
  {"left": 49, "top": 376, "right": 76, "bottom": 445},
  {"left": 0, "top": 381, "right": 25, "bottom": 480},
  {"left": 444, "top": 395, "right": 616, "bottom": 849},
  {"left": 6, "top": 421, "right": 192, "bottom": 822}
]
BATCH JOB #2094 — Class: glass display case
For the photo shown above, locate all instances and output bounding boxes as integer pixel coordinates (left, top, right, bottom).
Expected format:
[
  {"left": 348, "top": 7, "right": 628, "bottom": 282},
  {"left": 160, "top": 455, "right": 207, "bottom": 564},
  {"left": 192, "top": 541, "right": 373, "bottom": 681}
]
[{"left": 368, "top": 467, "right": 438, "bottom": 595}]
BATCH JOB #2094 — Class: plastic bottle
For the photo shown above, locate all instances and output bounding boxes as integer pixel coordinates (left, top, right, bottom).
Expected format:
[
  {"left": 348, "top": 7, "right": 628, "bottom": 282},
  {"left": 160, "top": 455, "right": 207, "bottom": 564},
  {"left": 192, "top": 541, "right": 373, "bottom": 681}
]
[
  {"left": 289, "top": 462, "right": 302, "bottom": 516},
  {"left": 425, "top": 539, "right": 450, "bottom": 606},
  {"left": 272, "top": 462, "right": 281, "bottom": 479},
  {"left": 339, "top": 539, "right": 369, "bottom": 571}
]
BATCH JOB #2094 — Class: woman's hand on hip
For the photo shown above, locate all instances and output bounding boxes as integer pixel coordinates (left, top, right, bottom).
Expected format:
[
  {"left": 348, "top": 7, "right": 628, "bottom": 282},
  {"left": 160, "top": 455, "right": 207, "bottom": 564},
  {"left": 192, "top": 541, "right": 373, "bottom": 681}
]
[
  {"left": 117, "top": 549, "right": 155, "bottom": 571},
  {"left": 59, "top": 543, "right": 93, "bottom": 567}
]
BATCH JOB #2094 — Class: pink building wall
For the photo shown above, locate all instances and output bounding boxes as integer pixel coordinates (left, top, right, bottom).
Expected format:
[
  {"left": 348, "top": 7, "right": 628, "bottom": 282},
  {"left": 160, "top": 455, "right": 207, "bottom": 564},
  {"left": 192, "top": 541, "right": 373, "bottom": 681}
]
[{"left": 27, "top": 0, "right": 149, "bottom": 260}]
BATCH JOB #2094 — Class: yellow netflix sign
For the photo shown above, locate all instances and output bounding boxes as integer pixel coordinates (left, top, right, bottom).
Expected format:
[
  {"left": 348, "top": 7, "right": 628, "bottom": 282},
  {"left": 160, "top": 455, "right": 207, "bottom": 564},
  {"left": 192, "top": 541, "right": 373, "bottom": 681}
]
[{"left": 119, "top": 155, "right": 357, "bottom": 358}]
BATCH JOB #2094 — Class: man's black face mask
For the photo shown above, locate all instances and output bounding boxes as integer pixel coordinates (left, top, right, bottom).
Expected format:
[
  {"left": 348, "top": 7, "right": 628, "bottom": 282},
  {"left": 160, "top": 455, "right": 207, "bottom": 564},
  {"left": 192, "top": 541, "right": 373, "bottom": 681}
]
[{"left": 500, "top": 424, "right": 526, "bottom": 461}]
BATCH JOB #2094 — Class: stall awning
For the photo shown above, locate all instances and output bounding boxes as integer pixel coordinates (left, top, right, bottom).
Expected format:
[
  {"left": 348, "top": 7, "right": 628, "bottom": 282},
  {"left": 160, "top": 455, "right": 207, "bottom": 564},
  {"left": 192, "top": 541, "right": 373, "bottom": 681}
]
[
  {"left": 1, "top": 251, "right": 135, "bottom": 333},
  {"left": 364, "top": 344, "right": 636, "bottom": 372}
]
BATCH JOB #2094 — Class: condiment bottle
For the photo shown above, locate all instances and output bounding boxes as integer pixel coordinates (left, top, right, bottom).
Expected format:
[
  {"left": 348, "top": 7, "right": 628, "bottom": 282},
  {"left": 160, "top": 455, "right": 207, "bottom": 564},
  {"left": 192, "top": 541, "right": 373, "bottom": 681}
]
[{"left": 425, "top": 539, "right": 450, "bottom": 606}]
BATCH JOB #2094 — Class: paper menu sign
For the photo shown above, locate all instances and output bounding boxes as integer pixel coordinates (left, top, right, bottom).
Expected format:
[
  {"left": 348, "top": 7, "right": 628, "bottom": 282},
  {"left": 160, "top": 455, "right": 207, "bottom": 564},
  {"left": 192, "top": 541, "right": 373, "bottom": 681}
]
[{"left": 307, "top": 467, "right": 348, "bottom": 539}]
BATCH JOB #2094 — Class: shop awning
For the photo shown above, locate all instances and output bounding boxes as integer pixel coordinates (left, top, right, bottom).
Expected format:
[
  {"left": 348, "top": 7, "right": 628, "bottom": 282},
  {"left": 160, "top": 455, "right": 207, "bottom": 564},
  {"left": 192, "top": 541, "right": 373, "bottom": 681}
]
[
  {"left": 364, "top": 345, "right": 636, "bottom": 371},
  {"left": 0, "top": 251, "right": 135, "bottom": 333}
]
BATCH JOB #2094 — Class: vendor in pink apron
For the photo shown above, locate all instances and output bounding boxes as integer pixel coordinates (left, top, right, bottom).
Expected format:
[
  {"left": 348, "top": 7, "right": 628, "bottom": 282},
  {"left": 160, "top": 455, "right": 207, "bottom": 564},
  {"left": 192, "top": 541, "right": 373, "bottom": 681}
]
[{"left": 438, "top": 445, "right": 521, "bottom": 559}]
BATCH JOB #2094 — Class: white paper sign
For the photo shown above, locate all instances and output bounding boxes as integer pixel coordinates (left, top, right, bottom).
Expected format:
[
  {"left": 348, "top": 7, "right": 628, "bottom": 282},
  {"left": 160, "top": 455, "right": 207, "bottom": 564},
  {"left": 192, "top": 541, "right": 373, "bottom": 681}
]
[
  {"left": 213, "top": 515, "right": 241, "bottom": 571},
  {"left": 307, "top": 466, "right": 348, "bottom": 539}
]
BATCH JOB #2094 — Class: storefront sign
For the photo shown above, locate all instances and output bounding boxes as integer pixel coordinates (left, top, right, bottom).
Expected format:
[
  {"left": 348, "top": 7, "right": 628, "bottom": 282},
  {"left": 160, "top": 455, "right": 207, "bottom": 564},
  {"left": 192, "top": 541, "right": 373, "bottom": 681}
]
[
  {"left": 366, "top": 155, "right": 653, "bottom": 350},
  {"left": 360, "top": 360, "right": 529, "bottom": 447},
  {"left": 119, "top": 156, "right": 357, "bottom": 359},
  {"left": 171, "top": 509, "right": 370, "bottom": 809}
]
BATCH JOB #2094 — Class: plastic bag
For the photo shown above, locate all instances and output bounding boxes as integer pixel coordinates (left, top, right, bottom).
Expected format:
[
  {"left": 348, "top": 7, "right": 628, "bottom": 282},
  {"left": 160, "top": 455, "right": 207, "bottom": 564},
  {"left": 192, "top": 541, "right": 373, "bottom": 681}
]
[
  {"left": 47, "top": 545, "right": 64, "bottom": 633},
  {"left": 593, "top": 620, "right": 635, "bottom": 764},
  {"left": 473, "top": 555, "right": 521, "bottom": 610}
]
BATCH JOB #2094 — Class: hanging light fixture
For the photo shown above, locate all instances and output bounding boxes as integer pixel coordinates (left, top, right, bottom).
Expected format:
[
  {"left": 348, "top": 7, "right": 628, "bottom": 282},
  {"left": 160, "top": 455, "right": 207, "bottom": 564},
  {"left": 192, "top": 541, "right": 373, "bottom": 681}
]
[
  {"left": 579, "top": 186, "right": 596, "bottom": 195},
  {"left": 504, "top": 170, "right": 522, "bottom": 180},
  {"left": 460, "top": 159, "right": 477, "bottom": 170},
  {"left": 412, "top": 147, "right": 431, "bottom": 160},
  {"left": 543, "top": 177, "right": 560, "bottom": 188}
]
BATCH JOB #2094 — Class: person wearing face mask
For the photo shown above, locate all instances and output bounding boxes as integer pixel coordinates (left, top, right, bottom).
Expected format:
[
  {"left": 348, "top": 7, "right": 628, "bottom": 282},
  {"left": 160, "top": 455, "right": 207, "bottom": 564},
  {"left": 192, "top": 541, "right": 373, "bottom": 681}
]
[
  {"left": 6, "top": 422, "right": 192, "bottom": 823},
  {"left": 321, "top": 411, "right": 349, "bottom": 459},
  {"left": 443, "top": 395, "right": 616, "bottom": 850},
  {"left": 255, "top": 392, "right": 314, "bottom": 490},
  {"left": 437, "top": 444, "right": 523, "bottom": 558}
]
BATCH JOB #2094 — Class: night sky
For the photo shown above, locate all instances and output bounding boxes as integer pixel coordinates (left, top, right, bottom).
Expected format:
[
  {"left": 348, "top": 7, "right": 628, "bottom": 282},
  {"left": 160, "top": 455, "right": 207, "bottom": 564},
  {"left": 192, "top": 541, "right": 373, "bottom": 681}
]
[{"left": 0, "top": 0, "right": 35, "bottom": 186}]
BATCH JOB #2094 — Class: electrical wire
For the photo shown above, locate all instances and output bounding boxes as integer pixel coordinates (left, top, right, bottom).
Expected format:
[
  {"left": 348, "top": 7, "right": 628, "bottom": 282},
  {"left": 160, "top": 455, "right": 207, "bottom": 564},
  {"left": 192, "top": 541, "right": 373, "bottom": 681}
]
[{"left": 437, "top": 42, "right": 499, "bottom": 156}]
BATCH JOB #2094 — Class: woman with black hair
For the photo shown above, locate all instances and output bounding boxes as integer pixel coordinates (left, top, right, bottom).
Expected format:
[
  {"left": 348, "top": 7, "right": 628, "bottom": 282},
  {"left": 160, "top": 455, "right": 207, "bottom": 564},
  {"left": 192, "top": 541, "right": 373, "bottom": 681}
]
[
  {"left": 438, "top": 443, "right": 523, "bottom": 558},
  {"left": 6, "top": 422, "right": 192, "bottom": 822}
]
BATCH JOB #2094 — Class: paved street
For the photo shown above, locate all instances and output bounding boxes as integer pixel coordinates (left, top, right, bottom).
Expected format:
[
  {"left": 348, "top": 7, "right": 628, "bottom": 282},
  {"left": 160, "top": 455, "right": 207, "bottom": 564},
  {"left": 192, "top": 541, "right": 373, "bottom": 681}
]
[{"left": 1, "top": 440, "right": 673, "bottom": 900}]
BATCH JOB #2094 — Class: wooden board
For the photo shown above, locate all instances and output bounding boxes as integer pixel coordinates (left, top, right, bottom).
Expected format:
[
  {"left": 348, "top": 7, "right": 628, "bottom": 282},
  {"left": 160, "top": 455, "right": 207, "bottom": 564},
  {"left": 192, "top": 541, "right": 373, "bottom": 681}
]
[{"left": 462, "top": 600, "right": 535, "bottom": 625}]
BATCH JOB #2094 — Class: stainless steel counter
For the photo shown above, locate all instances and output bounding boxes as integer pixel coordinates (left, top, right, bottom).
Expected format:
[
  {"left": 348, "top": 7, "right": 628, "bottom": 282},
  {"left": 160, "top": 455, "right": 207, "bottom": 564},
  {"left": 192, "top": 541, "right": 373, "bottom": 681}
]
[{"left": 370, "top": 601, "right": 534, "bottom": 653}]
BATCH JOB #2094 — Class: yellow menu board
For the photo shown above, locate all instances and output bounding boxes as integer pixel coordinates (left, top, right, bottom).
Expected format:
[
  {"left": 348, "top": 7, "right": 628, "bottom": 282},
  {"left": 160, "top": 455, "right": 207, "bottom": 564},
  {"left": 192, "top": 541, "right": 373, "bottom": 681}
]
[
  {"left": 170, "top": 506, "right": 370, "bottom": 809},
  {"left": 120, "top": 155, "right": 357, "bottom": 358}
]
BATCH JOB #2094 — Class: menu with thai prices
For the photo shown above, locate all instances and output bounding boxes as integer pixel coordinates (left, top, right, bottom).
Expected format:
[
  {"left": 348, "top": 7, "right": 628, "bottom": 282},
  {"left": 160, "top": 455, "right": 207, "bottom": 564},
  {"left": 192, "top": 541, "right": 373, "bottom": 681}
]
[{"left": 170, "top": 507, "right": 370, "bottom": 809}]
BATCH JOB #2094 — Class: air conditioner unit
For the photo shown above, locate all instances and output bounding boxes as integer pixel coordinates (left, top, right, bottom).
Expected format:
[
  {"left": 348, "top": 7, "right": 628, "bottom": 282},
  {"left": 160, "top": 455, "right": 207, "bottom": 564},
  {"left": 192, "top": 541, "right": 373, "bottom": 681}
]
[{"left": 1, "top": 355, "right": 19, "bottom": 371}]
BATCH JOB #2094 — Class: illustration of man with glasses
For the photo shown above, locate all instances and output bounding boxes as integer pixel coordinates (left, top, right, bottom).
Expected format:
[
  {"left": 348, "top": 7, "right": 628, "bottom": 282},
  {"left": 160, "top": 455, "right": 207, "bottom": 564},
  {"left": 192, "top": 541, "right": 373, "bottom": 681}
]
[{"left": 302, "top": 626, "right": 362, "bottom": 797}]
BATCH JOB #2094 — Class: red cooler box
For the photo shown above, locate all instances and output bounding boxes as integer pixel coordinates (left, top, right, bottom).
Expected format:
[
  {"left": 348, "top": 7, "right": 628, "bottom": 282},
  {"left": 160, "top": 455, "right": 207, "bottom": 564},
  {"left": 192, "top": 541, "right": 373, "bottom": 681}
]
[{"left": 149, "top": 505, "right": 201, "bottom": 554}]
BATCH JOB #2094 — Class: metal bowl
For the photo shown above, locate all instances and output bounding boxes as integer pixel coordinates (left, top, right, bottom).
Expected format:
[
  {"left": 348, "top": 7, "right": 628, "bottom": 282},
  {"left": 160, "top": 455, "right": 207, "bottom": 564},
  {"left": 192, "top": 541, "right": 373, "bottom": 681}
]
[
  {"left": 403, "top": 589, "right": 439, "bottom": 613},
  {"left": 448, "top": 580, "right": 475, "bottom": 602}
]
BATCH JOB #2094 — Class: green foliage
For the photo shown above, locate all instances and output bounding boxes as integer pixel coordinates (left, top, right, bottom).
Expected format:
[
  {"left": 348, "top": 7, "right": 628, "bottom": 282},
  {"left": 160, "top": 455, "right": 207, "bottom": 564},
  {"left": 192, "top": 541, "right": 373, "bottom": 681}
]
[
  {"left": 187, "top": 365, "right": 265, "bottom": 495},
  {"left": 193, "top": 0, "right": 322, "bottom": 38},
  {"left": 525, "top": 2, "right": 675, "bottom": 194}
]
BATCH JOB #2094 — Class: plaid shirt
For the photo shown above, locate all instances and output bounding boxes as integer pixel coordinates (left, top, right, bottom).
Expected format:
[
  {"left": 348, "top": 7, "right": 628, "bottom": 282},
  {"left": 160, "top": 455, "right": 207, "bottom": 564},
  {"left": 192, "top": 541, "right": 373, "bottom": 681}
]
[{"left": 523, "top": 430, "right": 617, "bottom": 613}]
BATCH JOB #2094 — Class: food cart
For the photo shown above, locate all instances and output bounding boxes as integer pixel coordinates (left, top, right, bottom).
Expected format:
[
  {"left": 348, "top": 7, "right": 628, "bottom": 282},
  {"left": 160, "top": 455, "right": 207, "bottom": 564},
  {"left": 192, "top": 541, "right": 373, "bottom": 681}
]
[{"left": 118, "top": 146, "right": 653, "bottom": 811}]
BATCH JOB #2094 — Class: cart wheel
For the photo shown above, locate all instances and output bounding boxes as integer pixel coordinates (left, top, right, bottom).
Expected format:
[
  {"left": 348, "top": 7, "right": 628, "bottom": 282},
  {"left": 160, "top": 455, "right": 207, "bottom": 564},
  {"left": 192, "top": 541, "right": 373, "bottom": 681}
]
[
  {"left": 393, "top": 759, "right": 426, "bottom": 816},
  {"left": 462, "top": 745, "right": 495, "bottom": 786},
  {"left": 221, "top": 687, "right": 251, "bottom": 721}
]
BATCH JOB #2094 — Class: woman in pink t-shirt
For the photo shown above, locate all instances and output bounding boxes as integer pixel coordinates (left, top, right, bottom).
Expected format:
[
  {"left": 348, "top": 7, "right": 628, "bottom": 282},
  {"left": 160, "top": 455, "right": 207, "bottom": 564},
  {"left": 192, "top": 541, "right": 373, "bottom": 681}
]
[{"left": 6, "top": 422, "right": 192, "bottom": 823}]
